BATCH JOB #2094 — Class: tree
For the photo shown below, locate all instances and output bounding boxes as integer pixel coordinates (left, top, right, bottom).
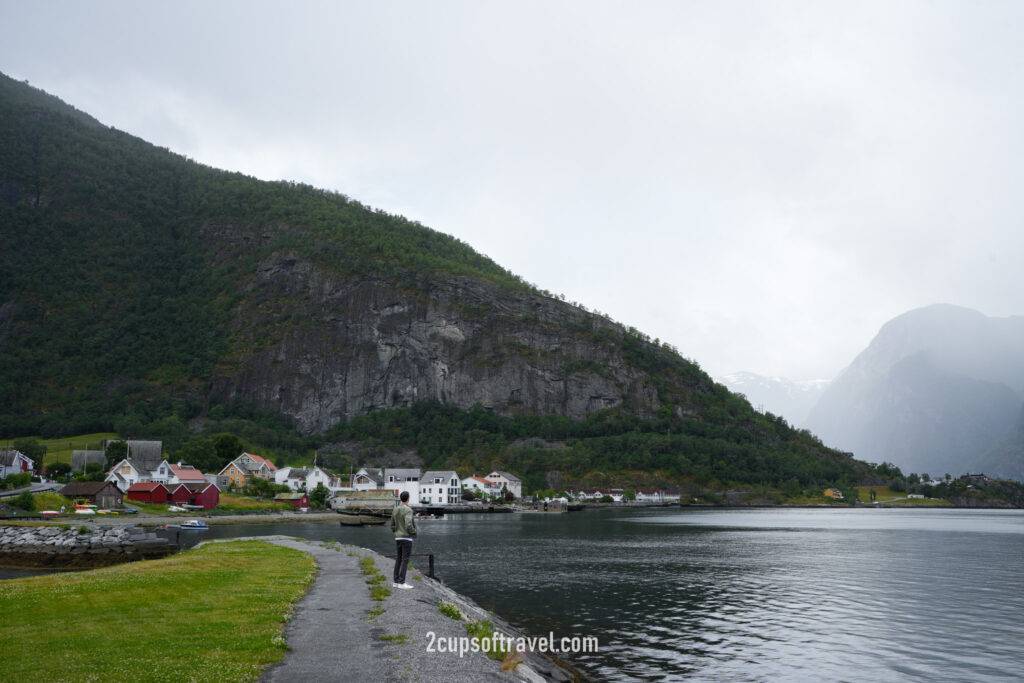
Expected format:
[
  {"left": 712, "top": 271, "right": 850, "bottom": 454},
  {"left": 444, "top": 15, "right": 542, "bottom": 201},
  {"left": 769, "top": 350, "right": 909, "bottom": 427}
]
[
  {"left": 77, "top": 462, "right": 105, "bottom": 481},
  {"left": 623, "top": 488, "right": 637, "bottom": 501},
  {"left": 13, "top": 437, "right": 46, "bottom": 464},
  {"left": 47, "top": 462, "right": 72, "bottom": 479},
  {"left": 309, "top": 483, "right": 330, "bottom": 509},
  {"left": 174, "top": 437, "right": 218, "bottom": 473},
  {"left": 211, "top": 434, "right": 244, "bottom": 471},
  {"left": 14, "top": 489, "right": 35, "bottom": 512},
  {"left": 105, "top": 440, "right": 128, "bottom": 468}
]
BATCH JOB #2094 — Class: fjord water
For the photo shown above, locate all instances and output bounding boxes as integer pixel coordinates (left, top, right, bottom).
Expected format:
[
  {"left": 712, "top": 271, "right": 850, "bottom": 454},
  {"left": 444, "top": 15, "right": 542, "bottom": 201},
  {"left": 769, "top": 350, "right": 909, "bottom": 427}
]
[{"left": 177, "top": 508, "right": 1024, "bottom": 681}]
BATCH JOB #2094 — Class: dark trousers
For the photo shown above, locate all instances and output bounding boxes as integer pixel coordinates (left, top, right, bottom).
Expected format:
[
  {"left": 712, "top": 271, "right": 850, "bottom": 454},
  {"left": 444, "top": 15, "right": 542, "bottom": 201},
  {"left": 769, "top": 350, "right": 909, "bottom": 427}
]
[{"left": 394, "top": 539, "right": 413, "bottom": 584}]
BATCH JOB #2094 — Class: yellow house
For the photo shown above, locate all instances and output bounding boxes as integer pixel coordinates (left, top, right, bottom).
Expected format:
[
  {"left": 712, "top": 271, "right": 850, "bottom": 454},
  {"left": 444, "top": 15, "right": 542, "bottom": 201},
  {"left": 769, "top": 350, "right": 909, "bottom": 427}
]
[
  {"left": 824, "top": 488, "right": 844, "bottom": 499},
  {"left": 218, "top": 453, "right": 278, "bottom": 489}
]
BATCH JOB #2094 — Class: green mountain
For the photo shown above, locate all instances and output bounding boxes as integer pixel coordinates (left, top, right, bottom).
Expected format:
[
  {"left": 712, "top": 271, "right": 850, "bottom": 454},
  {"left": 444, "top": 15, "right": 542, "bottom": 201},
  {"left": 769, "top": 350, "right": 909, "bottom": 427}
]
[{"left": 0, "top": 73, "right": 869, "bottom": 490}]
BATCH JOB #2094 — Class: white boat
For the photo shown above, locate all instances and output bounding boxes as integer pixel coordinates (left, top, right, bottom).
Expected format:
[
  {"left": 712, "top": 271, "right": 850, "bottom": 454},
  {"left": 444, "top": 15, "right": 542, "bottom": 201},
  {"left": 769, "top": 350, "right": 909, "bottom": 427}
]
[
  {"left": 180, "top": 519, "right": 209, "bottom": 529},
  {"left": 167, "top": 505, "right": 187, "bottom": 512}
]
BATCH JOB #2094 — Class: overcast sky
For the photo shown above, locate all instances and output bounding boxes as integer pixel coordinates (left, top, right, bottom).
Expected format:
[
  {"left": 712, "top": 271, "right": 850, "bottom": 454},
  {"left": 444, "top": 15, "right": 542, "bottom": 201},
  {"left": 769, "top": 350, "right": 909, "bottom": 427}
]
[{"left": 3, "top": 1, "right": 1023, "bottom": 381}]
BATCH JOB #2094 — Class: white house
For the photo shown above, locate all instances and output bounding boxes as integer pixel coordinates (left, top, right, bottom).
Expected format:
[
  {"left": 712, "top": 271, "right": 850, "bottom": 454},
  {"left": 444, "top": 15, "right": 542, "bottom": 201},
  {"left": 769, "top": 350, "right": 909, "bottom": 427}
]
[
  {"left": 462, "top": 476, "right": 501, "bottom": 499},
  {"left": 420, "top": 470, "right": 461, "bottom": 505},
  {"left": 486, "top": 471, "right": 522, "bottom": 499},
  {"left": 635, "top": 490, "right": 663, "bottom": 503},
  {"left": 0, "top": 449, "right": 34, "bottom": 479},
  {"left": 352, "top": 467, "right": 384, "bottom": 491},
  {"left": 384, "top": 468, "right": 421, "bottom": 505},
  {"left": 276, "top": 465, "right": 342, "bottom": 493},
  {"left": 104, "top": 459, "right": 148, "bottom": 492}
]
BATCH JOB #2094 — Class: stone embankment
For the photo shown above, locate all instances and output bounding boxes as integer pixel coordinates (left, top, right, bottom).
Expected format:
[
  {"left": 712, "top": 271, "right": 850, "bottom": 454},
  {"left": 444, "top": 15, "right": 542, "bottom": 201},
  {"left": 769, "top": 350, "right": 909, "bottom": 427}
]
[{"left": 0, "top": 524, "right": 176, "bottom": 568}]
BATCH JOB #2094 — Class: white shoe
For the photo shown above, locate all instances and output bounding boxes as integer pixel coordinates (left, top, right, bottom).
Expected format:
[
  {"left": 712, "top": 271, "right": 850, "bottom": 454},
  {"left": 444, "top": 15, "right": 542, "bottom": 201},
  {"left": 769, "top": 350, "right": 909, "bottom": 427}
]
[
  {"left": 397, "top": 583, "right": 413, "bottom": 590},
  {"left": 392, "top": 582, "right": 402, "bottom": 588}
]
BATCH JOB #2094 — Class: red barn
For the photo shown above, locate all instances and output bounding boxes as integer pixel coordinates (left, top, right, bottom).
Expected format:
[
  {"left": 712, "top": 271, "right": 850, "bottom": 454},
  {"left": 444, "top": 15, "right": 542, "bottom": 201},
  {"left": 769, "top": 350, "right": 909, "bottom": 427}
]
[
  {"left": 167, "top": 484, "right": 193, "bottom": 505},
  {"left": 274, "top": 492, "right": 309, "bottom": 508},
  {"left": 185, "top": 482, "right": 220, "bottom": 510},
  {"left": 126, "top": 482, "right": 169, "bottom": 504}
]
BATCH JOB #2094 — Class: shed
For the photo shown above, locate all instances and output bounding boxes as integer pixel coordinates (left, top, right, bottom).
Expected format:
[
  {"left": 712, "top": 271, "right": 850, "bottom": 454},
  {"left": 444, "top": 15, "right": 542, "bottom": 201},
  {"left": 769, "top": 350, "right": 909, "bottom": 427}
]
[
  {"left": 126, "top": 482, "right": 169, "bottom": 505},
  {"left": 167, "top": 484, "right": 193, "bottom": 505},
  {"left": 59, "top": 481, "right": 124, "bottom": 508},
  {"left": 185, "top": 482, "right": 220, "bottom": 510},
  {"left": 274, "top": 492, "right": 309, "bottom": 509}
]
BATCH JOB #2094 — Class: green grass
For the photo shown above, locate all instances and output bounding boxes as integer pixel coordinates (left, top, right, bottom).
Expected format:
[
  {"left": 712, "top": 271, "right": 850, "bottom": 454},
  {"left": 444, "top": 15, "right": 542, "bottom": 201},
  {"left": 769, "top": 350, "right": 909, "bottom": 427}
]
[
  {"left": 379, "top": 634, "right": 410, "bottom": 644},
  {"left": 438, "top": 602, "right": 462, "bottom": 620},
  {"left": 855, "top": 486, "right": 951, "bottom": 505},
  {"left": 30, "top": 492, "right": 70, "bottom": 511},
  {"left": 0, "top": 540, "right": 316, "bottom": 682},
  {"left": 0, "top": 432, "right": 119, "bottom": 467},
  {"left": 464, "top": 619, "right": 508, "bottom": 661},
  {"left": 359, "top": 555, "right": 391, "bottom": 602},
  {"left": 218, "top": 493, "right": 292, "bottom": 512}
]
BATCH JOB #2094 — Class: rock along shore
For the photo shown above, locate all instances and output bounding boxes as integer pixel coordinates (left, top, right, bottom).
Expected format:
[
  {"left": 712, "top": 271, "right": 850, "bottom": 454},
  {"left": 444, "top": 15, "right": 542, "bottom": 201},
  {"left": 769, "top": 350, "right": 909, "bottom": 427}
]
[{"left": 0, "top": 523, "right": 175, "bottom": 568}]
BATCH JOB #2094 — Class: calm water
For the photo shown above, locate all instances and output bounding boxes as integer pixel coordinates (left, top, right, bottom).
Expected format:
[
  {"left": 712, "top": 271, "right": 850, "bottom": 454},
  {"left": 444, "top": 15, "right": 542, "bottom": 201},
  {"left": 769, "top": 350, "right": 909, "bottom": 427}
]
[{"left": 11, "top": 508, "right": 1024, "bottom": 681}]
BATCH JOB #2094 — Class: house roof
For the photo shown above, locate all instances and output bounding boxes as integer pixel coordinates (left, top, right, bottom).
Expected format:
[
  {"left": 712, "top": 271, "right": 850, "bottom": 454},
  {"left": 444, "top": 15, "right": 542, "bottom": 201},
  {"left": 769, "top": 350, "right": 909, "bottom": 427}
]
[
  {"left": 489, "top": 470, "right": 520, "bottom": 482},
  {"left": 60, "top": 481, "right": 120, "bottom": 497},
  {"left": 170, "top": 464, "right": 207, "bottom": 481},
  {"left": 422, "top": 470, "right": 459, "bottom": 482},
  {"left": 384, "top": 468, "right": 422, "bottom": 481},
  {"left": 274, "top": 492, "right": 308, "bottom": 500},
  {"left": 125, "top": 440, "right": 163, "bottom": 472},
  {"left": 0, "top": 449, "right": 31, "bottom": 467},
  {"left": 467, "top": 476, "right": 497, "bottom": 485},
  {"left": 184, "top": 482, "right": 220, "bottom": 493},
  {"left": 127, "top": 482, "right": 169, "bottom": 492},
  {"left": 356, "top": 467, "right": 383, "bottom": 483},
  {"left": 287, "top": 469, "right": 310, "bottom": 480},
  {"left": 242, "top": 452, "right": 278, "bottom": 471}
]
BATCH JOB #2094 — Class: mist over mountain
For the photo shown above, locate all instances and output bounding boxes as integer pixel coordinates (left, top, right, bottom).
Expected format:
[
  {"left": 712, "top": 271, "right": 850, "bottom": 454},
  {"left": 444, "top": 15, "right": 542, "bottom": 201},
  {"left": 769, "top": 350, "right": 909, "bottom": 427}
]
[
  {"left": 717, "top": 372, "right": 829, "bottom": 427},
  {"left": 805, "top": 304, "right": 1024, "bottom": 479}
]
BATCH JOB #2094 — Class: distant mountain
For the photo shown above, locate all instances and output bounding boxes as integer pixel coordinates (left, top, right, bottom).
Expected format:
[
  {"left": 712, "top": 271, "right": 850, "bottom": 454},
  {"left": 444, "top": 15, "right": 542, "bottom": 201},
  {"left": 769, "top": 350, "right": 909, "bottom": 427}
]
[
  {"left": 717, "top": 372, "right": 828, "bottom": 426},
  {"left": 804, "top": 304, "right": 1024, "bottom": 478}
]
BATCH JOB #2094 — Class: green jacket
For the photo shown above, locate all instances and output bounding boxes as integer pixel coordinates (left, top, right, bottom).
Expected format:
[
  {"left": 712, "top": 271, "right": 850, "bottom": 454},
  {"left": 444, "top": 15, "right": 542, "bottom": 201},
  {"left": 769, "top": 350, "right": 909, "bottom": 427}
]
[{"left": 390, "top": 503, "right": 417, "bottom": 539}]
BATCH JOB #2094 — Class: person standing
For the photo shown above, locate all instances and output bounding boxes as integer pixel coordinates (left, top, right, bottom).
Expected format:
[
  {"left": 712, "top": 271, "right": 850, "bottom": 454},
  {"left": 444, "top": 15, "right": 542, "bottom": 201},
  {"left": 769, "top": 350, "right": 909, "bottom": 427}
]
[{"left": 390, "top": 491, "right": 417, "bottom": 589}]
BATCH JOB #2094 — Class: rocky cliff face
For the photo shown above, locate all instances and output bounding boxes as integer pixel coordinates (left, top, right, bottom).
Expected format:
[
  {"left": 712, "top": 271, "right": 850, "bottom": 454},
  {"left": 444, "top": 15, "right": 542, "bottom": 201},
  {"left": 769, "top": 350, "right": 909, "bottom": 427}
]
[{"left": 214, "top": 253, "right": 663, "bottom": 434}]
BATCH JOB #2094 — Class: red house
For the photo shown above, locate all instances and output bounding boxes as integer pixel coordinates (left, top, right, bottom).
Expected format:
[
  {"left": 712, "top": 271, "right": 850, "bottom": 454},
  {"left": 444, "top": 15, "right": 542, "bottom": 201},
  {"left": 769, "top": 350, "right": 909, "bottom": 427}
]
[
  {"left": 185, "top": 482, "right": 220, "bottom": 510},
  {"left": 167, "top": 484, "right": 193, "bottom": 505},
  {"left": 126, "top": 482, "right": 169, "bottom": 504},
  {"left": 274, "top": 492, "right": 309, "bottom": 508}
]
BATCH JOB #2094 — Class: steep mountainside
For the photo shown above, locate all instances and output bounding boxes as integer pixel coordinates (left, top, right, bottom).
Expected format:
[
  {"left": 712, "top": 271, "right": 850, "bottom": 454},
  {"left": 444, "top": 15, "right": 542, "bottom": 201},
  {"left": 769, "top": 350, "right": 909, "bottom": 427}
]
[
  {"left": 0, "top": 73, "right": 868, "bottom": 491},
  {"left": 0, "top": 72, "right": 700, "bottom": 434},
  {"left": 805, "top": 304, "right": 1024, "bottom": 477}
]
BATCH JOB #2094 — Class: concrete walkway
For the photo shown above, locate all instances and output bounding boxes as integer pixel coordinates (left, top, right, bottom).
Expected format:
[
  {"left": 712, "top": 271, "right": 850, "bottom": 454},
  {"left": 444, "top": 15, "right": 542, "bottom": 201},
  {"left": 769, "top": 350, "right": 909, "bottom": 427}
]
[{"left": 209, "top": 536, "right": 576, "bottom": 683}]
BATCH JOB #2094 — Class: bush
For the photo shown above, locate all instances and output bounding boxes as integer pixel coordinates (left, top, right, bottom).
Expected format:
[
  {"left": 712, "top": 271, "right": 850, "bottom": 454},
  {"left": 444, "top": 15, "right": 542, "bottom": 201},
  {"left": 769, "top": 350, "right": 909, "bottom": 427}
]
[
  {"left": 13, "top": 490, "right": 36, "bottom": 512},
  {"left": 2, "top": 472, "right": 32, "bottom": 490}
]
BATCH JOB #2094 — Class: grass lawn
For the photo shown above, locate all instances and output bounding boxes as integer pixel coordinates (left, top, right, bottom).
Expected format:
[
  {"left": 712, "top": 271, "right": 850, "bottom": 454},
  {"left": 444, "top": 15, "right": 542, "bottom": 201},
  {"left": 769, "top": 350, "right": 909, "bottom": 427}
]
[
  {"left": 0, "top": 540, "right": 316, "bottom": 682},
  {"left": 0, "top": 432, "right": 118, "bottom": 467},
  {"left": 218, "top": 493, "right": 292, "bottom": 512},
  {"left": 855, "top": 485, "right": 951, "bottom": 505}
]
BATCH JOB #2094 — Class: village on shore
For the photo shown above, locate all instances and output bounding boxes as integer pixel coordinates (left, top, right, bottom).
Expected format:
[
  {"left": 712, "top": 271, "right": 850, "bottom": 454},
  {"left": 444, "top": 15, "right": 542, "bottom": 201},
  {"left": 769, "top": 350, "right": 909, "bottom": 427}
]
[{"left": 1, "top": 440, "right": 685, "bottom": 517}]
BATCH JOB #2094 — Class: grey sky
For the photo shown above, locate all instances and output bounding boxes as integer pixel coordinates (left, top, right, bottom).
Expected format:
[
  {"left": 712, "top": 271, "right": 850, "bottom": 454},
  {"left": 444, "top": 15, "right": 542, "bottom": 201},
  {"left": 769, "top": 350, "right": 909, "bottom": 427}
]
[{"left": 3, "top": 1, "right": 1023, "bottom": 381}]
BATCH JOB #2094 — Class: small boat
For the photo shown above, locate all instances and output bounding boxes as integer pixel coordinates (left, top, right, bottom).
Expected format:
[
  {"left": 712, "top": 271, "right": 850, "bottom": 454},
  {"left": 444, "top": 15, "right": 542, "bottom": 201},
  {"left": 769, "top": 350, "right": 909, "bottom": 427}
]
[
  {"left": 167, "top": 505, "right": 187, "bottom": 512},
  {"left": 180, "top": 519, "right": 209, "bottom": 529},
  {"left": 40, "top": 510, "right": 61, "bottom": 516}
]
